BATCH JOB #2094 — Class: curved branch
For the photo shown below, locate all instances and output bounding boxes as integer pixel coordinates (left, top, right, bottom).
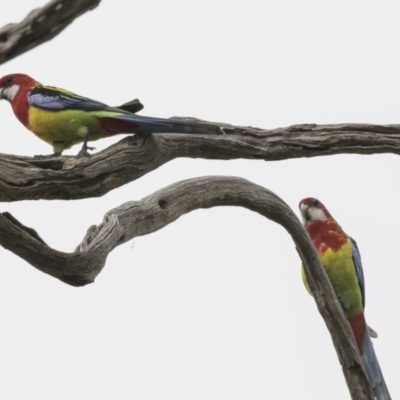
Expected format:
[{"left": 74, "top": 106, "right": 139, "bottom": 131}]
[
  {"left": 0, "top": 0, "right": 102, "bottom": 65},
  {"left": 1, "top": 120, "right": 400, "bottom": 201},
  {"left": 0, "top": 175, "right": 376, "bottom": 399}
]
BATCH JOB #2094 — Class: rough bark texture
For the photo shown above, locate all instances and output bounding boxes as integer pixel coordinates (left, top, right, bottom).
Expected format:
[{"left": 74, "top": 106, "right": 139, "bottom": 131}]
[
  {"left": 0, "top": 0, "right": 101, "bottom": 65},
  {"left": 0, "top": 176, "right": 374, "bottom": 399},
  {"left": 1, "top": 121, "right": 399, "bottom": 202}
]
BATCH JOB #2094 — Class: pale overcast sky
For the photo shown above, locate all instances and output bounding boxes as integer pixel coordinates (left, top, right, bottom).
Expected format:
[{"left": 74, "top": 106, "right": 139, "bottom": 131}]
[{"left": 0, "top": 1, "right": 399, "bottom": 399}]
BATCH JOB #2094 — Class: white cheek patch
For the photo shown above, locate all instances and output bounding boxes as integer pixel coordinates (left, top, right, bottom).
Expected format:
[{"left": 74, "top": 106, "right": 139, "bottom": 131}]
[
  {"left": 309, "top": 207, "right": 327, "bottom": 221},
  {"left": 3, "top": 84, "right": 20, "bottom": 101},
  {"left": 300, "top": 204, "right": 327, "bottom": 223}
]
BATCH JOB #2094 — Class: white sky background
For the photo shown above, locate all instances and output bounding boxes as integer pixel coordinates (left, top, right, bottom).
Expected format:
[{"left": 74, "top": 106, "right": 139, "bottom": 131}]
[{"left": 0, "top": 0, "right": 399, "bottom": 399}]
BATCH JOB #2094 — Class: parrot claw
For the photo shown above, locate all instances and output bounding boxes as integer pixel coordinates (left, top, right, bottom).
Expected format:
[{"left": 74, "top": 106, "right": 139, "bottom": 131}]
[
  {"left": 78, "top": 141, "right": 96, "bottom": 157},
  {"left": 78, "top": 147, "right": 95, "bottom": 157}
]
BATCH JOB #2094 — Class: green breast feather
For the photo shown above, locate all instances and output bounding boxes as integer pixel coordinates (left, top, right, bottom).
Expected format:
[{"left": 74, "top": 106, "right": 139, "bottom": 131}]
[{"left": 302, "top": 240, "right": 363, "bottom": 318}]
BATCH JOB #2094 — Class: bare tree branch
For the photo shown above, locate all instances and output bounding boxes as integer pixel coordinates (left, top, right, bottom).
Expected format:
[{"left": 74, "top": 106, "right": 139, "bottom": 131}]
[
  {"left": 1, "top": 120, "right": 400, "bottom": 202},
  {"left": 0, "top": 176, "right": 373, "bottom": 399},
  {"left": 0, "top": 0, "right": 102, "bottom": 65}
]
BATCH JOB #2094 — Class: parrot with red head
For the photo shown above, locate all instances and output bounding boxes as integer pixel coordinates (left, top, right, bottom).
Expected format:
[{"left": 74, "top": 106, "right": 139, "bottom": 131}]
[
  {"left": 0, "top": 73, "right": 221, "bottom": 155},
  {"left": 299, "top": 197, "right": 391, "bottom": 400}
]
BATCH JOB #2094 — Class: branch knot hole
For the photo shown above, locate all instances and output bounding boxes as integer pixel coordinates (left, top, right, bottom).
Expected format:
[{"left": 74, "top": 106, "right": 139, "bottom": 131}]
[{"left": 158, "top": 198, "right": 168, "bottom": 209}]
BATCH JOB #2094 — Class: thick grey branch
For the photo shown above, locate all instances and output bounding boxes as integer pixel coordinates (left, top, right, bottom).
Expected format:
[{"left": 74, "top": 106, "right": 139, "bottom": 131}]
[
  {"left": 0, "top": 0, "right": 101, "bottom": 65},
  {"left": 0, "top": 121, "right": 399, "bottom": 202},
  {"left": 0, "top": 176, "right": 374, "bottom": 399}
]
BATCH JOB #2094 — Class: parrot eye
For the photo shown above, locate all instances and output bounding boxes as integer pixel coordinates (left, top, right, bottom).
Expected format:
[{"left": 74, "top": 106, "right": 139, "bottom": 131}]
[
  {"left": 4, "top": 76, "right": 14, "bottom": 86},
  {"left": 312, "top": 199, "right": 320, "bottom": 207}
]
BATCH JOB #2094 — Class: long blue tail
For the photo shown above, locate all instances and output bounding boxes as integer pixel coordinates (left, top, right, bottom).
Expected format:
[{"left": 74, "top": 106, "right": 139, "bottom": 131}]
[
  {"left": 361, "top": 330, "right": 391, "bottom": 400},
  {"left": 114, "top": 113, "right": 223, "bottom": 135}
]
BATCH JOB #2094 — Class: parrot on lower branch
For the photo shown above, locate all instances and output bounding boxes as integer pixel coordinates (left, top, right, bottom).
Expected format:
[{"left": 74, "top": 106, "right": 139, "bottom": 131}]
[
  {"left": 0, "top": 73, "right": 222, "bottom": 155},
  {"left": 299, "top": 197, "right": 391, "bottom": 400}
]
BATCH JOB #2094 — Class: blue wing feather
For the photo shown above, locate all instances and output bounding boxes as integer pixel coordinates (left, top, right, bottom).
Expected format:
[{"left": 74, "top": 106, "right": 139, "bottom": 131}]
[
  {"left": 27, "top": 86, "right": 114, "bottom": 111},
  {"left": 350, "top": 236, "right": 365, "bottom": 308}
]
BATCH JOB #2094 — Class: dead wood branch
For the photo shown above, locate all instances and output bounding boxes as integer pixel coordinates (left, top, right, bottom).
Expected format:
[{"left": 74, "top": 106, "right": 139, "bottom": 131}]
[
  {"left": 0, "top": 0, "right": 101, "bottom": 65},
  {"left": 0, "top": 175, "right": 373, "bottom": 399},
  {"left": 0, "top": 121, "right": 399, "bottom": 202}
]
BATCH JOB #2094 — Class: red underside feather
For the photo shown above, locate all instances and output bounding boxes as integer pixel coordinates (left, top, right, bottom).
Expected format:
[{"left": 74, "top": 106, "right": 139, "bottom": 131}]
[
  {"left": 348, "top": 312, "right": 366, "bottom": 354},
  {"left": 98, "top": 117, "right": 139, "bottom": 136}
]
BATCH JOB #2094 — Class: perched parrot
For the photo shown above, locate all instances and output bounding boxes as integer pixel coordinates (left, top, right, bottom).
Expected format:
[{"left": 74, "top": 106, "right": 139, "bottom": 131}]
[
  {"left": 299, "top": 198, "right": 391, "bottom": 400},
  {"left": 0, "top": 73, "right": 222, "bottom": 155}
]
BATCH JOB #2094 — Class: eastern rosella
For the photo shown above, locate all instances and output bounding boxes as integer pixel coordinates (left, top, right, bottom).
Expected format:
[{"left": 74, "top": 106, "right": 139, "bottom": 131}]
[
  {"left": 299, "top": 198, "right": 391, "bottom": 400},
  {"left": 0, "top": 73, "right": 221, "bottom": 155}
]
